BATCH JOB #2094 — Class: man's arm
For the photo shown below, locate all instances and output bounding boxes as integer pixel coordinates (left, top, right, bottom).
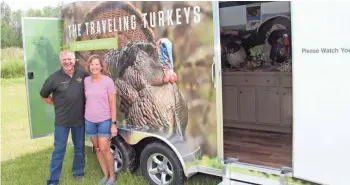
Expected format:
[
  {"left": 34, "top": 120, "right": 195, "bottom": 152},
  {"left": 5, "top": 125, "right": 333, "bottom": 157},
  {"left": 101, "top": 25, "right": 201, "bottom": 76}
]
[
  {"left": 41, "top": 96, "right": 54, "bottom": 104},
  {"left": 40, "top": 76, "right": 54, "bottom": 105}
]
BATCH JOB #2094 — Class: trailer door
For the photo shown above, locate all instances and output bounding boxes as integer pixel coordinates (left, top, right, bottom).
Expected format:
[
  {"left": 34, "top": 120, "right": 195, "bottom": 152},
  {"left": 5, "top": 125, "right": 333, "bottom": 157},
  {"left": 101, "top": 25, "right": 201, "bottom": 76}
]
[
  {"left": 292, "top": 2, "right": 350, "bottom": 185},
  {"left": 22, "top": 17, "right": 62, "bottom": 139}
]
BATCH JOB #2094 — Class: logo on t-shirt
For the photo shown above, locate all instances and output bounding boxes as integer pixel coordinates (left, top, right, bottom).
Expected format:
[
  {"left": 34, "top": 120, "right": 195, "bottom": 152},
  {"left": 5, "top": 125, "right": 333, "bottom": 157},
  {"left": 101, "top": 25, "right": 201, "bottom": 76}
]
[{"left": 76, "top": 77, "right": 82, "bottom": 83}]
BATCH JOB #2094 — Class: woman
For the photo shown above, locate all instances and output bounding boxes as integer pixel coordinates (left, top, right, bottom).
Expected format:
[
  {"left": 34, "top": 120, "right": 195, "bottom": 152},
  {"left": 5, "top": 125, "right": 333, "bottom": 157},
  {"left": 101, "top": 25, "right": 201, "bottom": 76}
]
[{"left": 84, "top": 54, "right": 118, "bottom": 185}]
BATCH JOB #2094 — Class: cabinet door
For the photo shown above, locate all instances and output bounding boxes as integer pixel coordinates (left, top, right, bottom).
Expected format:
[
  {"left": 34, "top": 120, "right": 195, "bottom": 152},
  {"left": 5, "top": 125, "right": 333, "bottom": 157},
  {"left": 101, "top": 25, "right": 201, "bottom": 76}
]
[
  {"left": 257, "top": 87, "right": 281, "bottom": 124},
  {"left": 282, "top": 88, "right": 293, "bottom": 125},
  {"left": 238, "top": 87, "right": 256, "bottom": 122},
  {"left": 223, "top": 86, "right": 238, "bottom": 121}
]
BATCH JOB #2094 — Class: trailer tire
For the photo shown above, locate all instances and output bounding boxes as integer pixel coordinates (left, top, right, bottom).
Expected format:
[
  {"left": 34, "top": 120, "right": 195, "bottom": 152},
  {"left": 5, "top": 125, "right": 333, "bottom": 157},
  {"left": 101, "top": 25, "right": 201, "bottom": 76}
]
[
  {"left": 140, "top": 141, "right": 185, "bottom": 185},
  {"left": 110, "top": 136, "right": 137, "bottom": 173}
]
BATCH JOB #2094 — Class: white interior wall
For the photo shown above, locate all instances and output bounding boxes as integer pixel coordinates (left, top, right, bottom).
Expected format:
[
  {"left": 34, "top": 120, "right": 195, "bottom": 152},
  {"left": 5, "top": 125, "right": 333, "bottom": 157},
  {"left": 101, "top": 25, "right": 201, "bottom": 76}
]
[
  {"left": 261, "top": 1, "right": 290, "bottom": 14},
  {"left": 219, "top": 1, "right": 290, "bottom": 27},
  {"left": 219, "top": 6, "right": 246, "bottom": 27}
]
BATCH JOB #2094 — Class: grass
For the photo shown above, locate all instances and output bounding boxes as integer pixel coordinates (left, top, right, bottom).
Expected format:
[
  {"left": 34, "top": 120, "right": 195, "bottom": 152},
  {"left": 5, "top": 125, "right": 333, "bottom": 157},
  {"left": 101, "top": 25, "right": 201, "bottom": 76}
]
[
  {"left": 0, "top": 78, "right": 54, "bottom": 161},
  {"left": 1, "top": 77, "right": 221, "bottom": 185},
  {"left": 1, "top": 47, "right": 24, "bottom": 62}
]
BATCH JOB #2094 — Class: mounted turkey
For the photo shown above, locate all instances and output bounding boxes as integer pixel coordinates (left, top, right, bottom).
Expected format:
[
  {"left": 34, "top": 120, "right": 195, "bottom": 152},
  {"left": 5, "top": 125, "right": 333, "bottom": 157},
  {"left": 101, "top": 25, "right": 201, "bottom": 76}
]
[
  {"left": 220, "top": 30, "right": 247, "bottom": 69},
  {"left": 104, "top": 40, "right": 188, "bottom": 141},
  {"left": 220, "top": 15, "right": 292, "bottom": 71},
  {"left": 257, "top": 15, "right": 292, "bottom": 65}
]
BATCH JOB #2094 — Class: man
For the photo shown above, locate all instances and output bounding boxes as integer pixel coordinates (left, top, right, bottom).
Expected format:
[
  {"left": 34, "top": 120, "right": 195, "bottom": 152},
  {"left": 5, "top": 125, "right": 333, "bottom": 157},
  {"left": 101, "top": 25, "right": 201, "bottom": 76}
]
[{"left": 40, "top": 51, "right": 89, "bottom": 185}]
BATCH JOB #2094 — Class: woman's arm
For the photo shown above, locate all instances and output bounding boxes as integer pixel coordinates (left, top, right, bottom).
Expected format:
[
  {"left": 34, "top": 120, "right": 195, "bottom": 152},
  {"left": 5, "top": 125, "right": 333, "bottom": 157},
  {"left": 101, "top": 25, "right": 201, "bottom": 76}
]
[
  {"left": 107, "top": 77, "right": 118, "bottom": 137},
  {"left": 109, "top": 92, "right": 118, "bottom": 137},
  {"left": 109, "top": 92, "right": 117, "bottom": 123}
]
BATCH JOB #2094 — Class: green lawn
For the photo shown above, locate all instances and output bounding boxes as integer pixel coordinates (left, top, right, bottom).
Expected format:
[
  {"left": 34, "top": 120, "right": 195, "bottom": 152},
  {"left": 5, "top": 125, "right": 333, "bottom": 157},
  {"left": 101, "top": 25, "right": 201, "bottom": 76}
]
[{"left": 1, "top": 77, "right": 221, "bottom": 185}]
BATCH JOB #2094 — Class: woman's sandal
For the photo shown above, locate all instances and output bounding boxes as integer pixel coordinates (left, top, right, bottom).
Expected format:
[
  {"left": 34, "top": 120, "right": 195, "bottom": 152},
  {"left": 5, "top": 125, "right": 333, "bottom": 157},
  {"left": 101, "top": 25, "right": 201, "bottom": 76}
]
[
  {"left": 98, "top": 177, "right": 108, "bottom": 184},
  {"left": 106, "top": 177, "right": 118, "bottom": 185}
]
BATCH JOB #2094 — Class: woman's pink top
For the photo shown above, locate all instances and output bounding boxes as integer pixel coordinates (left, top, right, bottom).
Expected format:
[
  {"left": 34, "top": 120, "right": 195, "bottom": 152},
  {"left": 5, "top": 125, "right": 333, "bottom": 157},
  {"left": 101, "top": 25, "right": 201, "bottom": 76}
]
[{"left": 84, "top": 75, "right": 116, "bottom": 123}]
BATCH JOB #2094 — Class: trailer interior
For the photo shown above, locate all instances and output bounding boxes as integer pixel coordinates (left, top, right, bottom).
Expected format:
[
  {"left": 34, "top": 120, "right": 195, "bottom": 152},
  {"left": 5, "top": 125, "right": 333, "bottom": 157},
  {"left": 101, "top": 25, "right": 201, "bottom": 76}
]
[{"left": 219, "top": 1, "right": 293, "bottom": 169}]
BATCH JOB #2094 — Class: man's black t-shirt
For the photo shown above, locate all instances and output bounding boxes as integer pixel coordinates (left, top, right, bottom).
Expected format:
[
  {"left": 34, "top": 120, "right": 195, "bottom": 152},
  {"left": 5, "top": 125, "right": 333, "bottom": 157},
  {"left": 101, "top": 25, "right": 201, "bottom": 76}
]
[{"left": 40, "top": 65, "right": 89, "bottom": 127}]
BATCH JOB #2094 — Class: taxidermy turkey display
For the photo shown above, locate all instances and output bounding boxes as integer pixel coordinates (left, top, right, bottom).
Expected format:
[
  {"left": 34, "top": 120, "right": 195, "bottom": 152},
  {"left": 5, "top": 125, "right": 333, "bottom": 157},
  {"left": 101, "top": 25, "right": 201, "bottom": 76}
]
[
  {"left": 220, "top": 31, "right": 247, "bottom": 69},
  {"left": 104, "top": 39, "right": 188, "bottom": 141},
  {"left": 221, "top": 16, "right": 292, "bottom": 72}
]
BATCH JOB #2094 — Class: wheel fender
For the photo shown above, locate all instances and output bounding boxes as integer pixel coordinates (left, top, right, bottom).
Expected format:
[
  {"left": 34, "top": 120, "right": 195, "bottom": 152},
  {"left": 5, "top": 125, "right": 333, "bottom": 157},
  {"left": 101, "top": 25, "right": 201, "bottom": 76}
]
[{"left": 117, "top": 128, "right": 190, "bottom": 176}]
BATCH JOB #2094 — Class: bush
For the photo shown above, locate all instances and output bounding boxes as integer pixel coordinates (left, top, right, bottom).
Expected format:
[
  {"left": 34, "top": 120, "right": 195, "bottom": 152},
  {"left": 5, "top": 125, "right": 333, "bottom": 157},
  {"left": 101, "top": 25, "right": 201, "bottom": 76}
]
[
  {"left": 1, "top": 47, "right": 25, "bottom": 78},
  {"left": 1, "top": 60, "right": 25, "bottom": 78}
]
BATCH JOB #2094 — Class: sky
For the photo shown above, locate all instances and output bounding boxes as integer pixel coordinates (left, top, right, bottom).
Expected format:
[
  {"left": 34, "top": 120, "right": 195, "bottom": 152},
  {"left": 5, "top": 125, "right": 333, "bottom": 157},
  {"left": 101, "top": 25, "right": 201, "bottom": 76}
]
[{"left": 3, "top": 0, "right": 63, "bottom": 11}]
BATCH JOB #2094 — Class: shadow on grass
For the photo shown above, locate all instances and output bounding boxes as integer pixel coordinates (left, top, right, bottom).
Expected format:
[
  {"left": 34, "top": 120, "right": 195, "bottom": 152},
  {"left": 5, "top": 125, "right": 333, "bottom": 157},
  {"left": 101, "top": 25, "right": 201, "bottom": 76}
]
[
  {"left": 185, "top": 173, "right": 221, "bottom": 185},
  {"left": 1, "top": 144, "right": 221, "bottom": 185}
]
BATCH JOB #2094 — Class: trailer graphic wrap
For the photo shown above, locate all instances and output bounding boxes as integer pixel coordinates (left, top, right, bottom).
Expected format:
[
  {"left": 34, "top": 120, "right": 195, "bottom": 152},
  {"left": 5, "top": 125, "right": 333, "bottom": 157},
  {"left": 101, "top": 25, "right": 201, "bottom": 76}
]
[{"left": 61, "top": 1, "right": 218, "bottom": 168}]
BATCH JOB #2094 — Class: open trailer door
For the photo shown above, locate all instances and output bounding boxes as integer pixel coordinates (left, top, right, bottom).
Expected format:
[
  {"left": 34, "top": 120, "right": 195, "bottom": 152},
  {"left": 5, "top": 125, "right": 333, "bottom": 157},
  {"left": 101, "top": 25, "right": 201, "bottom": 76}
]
[
  {"left": 22, "top": 17, "right": 62, "bottom": 139},
  {"left": 292, "top": 1, "right": 350, "bottom": 185}
]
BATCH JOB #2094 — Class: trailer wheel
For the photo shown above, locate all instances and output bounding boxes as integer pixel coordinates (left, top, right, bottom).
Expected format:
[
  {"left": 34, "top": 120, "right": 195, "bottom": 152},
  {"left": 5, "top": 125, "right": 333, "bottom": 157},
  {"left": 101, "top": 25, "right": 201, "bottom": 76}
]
[
  {"left": 140, "top": 142, "right": 185, "bottom": 185},
  {"left": 110, "top": 136, "right": 137, "bottom": 173}
]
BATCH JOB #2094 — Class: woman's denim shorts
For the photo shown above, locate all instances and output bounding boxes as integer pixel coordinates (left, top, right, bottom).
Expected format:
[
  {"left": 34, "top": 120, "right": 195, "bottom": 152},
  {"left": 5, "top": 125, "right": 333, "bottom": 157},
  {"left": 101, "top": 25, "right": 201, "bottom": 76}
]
[{"left": 85, "top": 119, "right": 111, "bottom": 138}]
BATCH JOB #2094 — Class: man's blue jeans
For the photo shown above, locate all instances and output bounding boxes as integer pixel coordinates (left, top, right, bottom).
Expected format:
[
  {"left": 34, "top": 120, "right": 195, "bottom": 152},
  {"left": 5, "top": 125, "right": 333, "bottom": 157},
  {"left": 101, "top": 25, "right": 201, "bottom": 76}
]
[{"left": 47, "top": 126, "right": 85, "bottom": 185}]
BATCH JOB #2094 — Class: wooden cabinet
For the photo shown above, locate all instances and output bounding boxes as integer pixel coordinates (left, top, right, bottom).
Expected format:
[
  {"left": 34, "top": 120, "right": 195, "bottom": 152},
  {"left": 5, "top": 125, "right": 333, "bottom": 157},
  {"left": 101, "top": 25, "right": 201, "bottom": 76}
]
[
  {"left": 257, "top": 87, "right": 281, "bottom": 124},
  {"left": 223, "top": 86, "right": 238, "bottom": 121},
  {"left": 239, "top": 87, "right": 256, "bottom": 122},
  {"left": 282, "top": 88, "right": 293, "bottom": 125},
  {"left": 222, "top": 72, "right": 292, "bottom": 133}
]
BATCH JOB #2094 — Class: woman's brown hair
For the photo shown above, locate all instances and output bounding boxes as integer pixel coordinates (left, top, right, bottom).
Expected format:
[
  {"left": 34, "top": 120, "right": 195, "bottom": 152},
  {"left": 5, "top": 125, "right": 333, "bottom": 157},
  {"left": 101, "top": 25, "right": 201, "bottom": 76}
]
[{"left": 86, "top": 54, "right": 107, "bottom": 75}]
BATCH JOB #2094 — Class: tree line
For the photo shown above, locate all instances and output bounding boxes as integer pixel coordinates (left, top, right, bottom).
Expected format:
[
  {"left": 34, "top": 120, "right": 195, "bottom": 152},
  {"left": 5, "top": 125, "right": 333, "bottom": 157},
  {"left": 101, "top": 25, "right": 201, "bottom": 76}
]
[{"left": 1, "top": 2, "right": 61, "bottom": 48}]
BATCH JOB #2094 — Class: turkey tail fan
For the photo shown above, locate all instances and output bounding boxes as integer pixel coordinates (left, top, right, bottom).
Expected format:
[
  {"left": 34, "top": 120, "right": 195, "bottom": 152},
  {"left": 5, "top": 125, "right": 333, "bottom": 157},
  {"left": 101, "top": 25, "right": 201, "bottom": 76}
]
[
  {"left": 256, "top": 15, "right": 291, "bottom": 44},
  {"left": 74, "top": 0, "right": 155, "bottom": 67}
]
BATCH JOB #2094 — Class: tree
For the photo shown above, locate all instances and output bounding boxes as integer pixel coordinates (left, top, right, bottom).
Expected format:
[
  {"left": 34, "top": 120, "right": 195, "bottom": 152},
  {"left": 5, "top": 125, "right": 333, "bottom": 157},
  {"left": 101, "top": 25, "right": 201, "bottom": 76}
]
[
  {"left": 25, "top": 8, "right": 43, "bottom": 17},
  {"left": 1, "top": 21, "right": 13, "bottom": 48},
  {"left": 1, "top": 2, "right": 61, "bottom": 48},
  {"left": 1, "top": 2, "right": 13, "bottom": 48},
  {"left": 1, "top": 2, "right": 11, "bottom": 23},
  {"left": 42, "top": 6, "right": 60, "bottom": 17},
  {"left": 11, "top": 10, "right": 23, "bottom": 47}
]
